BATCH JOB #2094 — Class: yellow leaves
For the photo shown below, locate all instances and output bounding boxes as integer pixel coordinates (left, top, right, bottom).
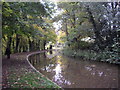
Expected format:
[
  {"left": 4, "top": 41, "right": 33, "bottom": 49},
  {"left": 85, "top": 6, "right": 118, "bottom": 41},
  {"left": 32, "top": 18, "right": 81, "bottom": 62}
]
[
  {"left": 59, "top": 31, "right": 66, "bottom": 36},
  {"left": 61, "top": 9, "right": 67, "bottom": 14},
  {"left": 38, "top": 27, "right": 45, "bottom": 33},
  {"left": 57, "top": 30, "right": 65, "bottom": 43},
  {"left": 43, "top": 18, "right": 53, "bottom": 23},
  {"left": 37, "top": 16, "right": 41, "bottom": 19},
  {"left": 44, "top": 30, "right": 57, "bottom": 42},
  {"left": 27, "top": 15, "right": 33, "bottom": 19},
  {"left": 32, "top": 23, "right": 57, "bottom": 43},
  {"left": 32, "top": 24, "right": 37, "bottom": 28},
  {"left": 32, "top": 24, "right": 45, "bottom": 34}
]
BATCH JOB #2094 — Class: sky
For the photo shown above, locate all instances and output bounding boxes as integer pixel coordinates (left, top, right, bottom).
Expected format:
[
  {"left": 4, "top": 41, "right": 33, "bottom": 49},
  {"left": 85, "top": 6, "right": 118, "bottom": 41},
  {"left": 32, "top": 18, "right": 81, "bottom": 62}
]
[
  {"left": 51, "top": 2, "right": 63, "bottom": 34},
  {"left": 40, "top": 0, "right": 63, "bottom": 33}
]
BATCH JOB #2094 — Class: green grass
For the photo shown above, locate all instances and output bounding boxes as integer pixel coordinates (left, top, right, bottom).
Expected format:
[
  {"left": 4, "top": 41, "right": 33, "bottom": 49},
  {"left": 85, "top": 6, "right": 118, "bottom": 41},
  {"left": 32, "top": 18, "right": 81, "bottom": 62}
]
[{"left": 8, "top": 70, "right": 60, "bottom": 88}]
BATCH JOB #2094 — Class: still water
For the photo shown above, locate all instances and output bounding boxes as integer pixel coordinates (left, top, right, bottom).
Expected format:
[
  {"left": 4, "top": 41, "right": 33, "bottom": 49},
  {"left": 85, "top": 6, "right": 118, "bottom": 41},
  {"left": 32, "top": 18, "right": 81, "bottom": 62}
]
[{"left": 28, "top": 50, "right": 119, "bottom": 88}]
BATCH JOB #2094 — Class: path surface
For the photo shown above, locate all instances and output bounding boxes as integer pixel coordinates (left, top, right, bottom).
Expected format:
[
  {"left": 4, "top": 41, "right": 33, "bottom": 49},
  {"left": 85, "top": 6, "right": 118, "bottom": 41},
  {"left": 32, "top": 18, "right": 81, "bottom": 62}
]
[
  {"left": 2, "top": 52, "right": 35, "bottom": 88},
  {"left": 2, "top": 51, "right": 59, "bottom": 88}
]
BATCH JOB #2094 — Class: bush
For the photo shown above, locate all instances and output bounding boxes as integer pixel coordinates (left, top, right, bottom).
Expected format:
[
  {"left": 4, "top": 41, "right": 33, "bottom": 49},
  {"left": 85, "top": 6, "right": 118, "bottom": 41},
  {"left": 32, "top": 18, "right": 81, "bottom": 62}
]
[
  {"left": 67, "top": 41, "right": 92, "bottom": 50},
  {"left": 62, "top": 48, "right": 120, "bottom": 64}
]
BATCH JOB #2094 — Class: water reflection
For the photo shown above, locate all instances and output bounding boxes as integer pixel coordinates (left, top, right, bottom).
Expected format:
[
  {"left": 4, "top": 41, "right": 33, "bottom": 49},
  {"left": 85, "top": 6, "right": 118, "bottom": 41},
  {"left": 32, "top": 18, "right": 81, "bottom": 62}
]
[
  {"left": 28, "top": 50, "right": 119, "bottom": 88},
  {"left": 49, "top": 51, "right": 53, "bottom": 54},
  {"left": 85, "top": 66, "right": 92, "bottom": 71},
  {"left": 53, "top": 63, "right": 71, "bottom": 86},
  {"left": 53, "top": 64, "right": 62, "bottom": 82}
]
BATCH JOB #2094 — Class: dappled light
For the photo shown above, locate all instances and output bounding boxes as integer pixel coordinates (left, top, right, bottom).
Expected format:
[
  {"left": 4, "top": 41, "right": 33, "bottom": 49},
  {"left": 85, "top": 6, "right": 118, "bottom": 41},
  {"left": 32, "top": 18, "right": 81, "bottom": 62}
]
[{"left": 2, "top": 1, "right": 119, "bottom": 89}]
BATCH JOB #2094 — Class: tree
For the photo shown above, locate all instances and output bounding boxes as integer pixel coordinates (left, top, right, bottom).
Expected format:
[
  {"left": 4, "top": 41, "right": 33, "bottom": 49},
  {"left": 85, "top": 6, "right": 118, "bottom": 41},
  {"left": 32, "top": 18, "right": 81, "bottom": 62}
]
[
  {"left": 2, "top": 2, "right": 57, "bottom": 54},
  {"left": 56, "top": 2, "right": 120, "bottom": 51}
]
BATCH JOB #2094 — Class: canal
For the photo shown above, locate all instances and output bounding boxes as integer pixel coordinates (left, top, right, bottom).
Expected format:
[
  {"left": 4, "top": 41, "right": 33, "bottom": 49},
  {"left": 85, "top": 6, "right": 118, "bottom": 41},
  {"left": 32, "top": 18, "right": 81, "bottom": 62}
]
[{"left": 28, "top": 50, "right": 119, "bottom": 88}]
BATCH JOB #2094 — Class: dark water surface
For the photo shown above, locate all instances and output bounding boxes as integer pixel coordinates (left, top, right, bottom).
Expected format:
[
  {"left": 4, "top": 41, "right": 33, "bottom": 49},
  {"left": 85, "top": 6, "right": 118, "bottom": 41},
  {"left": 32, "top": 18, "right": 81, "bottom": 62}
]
[{"left": 29, "top": 50, "right": 119, "bottom": 88}]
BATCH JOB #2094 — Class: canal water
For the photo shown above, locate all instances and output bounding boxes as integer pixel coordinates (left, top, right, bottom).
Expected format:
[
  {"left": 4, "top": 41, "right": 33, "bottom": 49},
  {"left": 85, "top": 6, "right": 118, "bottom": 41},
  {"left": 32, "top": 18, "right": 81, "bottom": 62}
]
[{"left": 28, "top": 50, "right": 119, "bottom": 88}]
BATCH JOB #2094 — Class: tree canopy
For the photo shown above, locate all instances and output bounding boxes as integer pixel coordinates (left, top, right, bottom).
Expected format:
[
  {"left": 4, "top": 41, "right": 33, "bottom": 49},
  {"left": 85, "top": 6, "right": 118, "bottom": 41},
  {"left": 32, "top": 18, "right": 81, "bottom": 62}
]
[
  {"left": 2, "top": 2, "right": 57, "bottom": 54},
  {"left": 54, "top": 2, "right": 120, "bottom": 63}
]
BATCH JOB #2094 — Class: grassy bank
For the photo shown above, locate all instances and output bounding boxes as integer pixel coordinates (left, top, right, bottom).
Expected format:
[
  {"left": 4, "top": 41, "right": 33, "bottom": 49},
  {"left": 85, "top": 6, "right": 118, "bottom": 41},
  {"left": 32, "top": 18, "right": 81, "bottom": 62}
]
[
  {"left": 2, "top": 52, "right": 60, "bottom": 89},
  {"left": 8, "top": 70, "right": 60, "bottom": 88},
  {"left": 62, "top": 49, "right": 120, "bottom": 64}
]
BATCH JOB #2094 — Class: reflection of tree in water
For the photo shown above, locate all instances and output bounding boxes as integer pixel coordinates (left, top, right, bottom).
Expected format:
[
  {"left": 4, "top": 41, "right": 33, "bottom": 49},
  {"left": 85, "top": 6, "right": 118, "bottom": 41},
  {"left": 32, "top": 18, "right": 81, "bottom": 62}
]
[
  {"left": 29, "top": 55, "right": 34, "bottom": 66},
  {"left": 43, "top": 56, "right": 57, "bottom": 71},
  {"left": 43, "top": 52, "right": 46, "bottom": 58},
  {"left": 52, "top": 55, "right": 71, "bottom": 86},
  {"left": 53, "top": 63, "right": 71, "bottom": 86},
  {"left": 49, "top": 51, "right": 53, "bottom": 54},
  {"left": 28, "top": 53, "right": 45, "bottom": 67},
  {"left": 29, "top": 53, "right": 57, "bottom": 73},
  {"left": 28, "top": 53, "right": 118, "bottom": 88}
]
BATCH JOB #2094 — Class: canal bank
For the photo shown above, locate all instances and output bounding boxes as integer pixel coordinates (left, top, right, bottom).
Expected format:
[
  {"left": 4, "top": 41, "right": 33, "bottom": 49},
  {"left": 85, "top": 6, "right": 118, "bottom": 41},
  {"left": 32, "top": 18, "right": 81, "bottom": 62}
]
[{"left": 2, "top": 51, "right": 61, "bottom": 89}]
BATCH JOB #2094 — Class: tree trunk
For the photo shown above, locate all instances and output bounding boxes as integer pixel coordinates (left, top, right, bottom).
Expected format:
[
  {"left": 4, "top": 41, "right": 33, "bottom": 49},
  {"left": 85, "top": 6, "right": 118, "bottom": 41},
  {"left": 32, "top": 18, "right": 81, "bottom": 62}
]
[
  {"left": 15, "top": 34, "right": 20, "bottom": 53},
  {"left": 72, "top": 11, "right": 76, "bottom": 28},
  {"left": 23, "top": 45, "right": 27, "bottom": 52},
  {"left": 65, "top": 18, "right": 69, "bottom": 41},
  {"left": 29, "top": 37, "right": 32, "bottom": 51},
  {"left": 86, "top": 6, "right": 104, "bottom": 49},
  {"left": 12, "top": 39, "right": 15, "bottom": 53},
  {"left": 43, "top": 40, "right": 46, "bottom": 50},
  {"left": 111, "top": 2, "right": 118, "bottom": 43},
  {"left": 5, "top": 36, "right": 12, "bottom": 55},
  {"left": 38, "top": 40, "right": 40, "bottom": 50}
]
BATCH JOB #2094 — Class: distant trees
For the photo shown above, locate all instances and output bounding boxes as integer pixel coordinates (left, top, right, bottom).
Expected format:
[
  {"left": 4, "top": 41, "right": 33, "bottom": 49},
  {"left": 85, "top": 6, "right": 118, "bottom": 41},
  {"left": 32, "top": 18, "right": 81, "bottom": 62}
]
[
  {"left": 2, "top": 2, "right": 57, "bottom": 54},
  {"left": 84, "top": 2, "right": 120, "bottom": 51},
  {"left": 55, "top": 2, "right": 120, "bottom": 63},
  {"left": 2, "top": 1, "right": 120, "bottom": 62},
  {"left": 56, "top": 2, "right": 120, "bottom": 52}
]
